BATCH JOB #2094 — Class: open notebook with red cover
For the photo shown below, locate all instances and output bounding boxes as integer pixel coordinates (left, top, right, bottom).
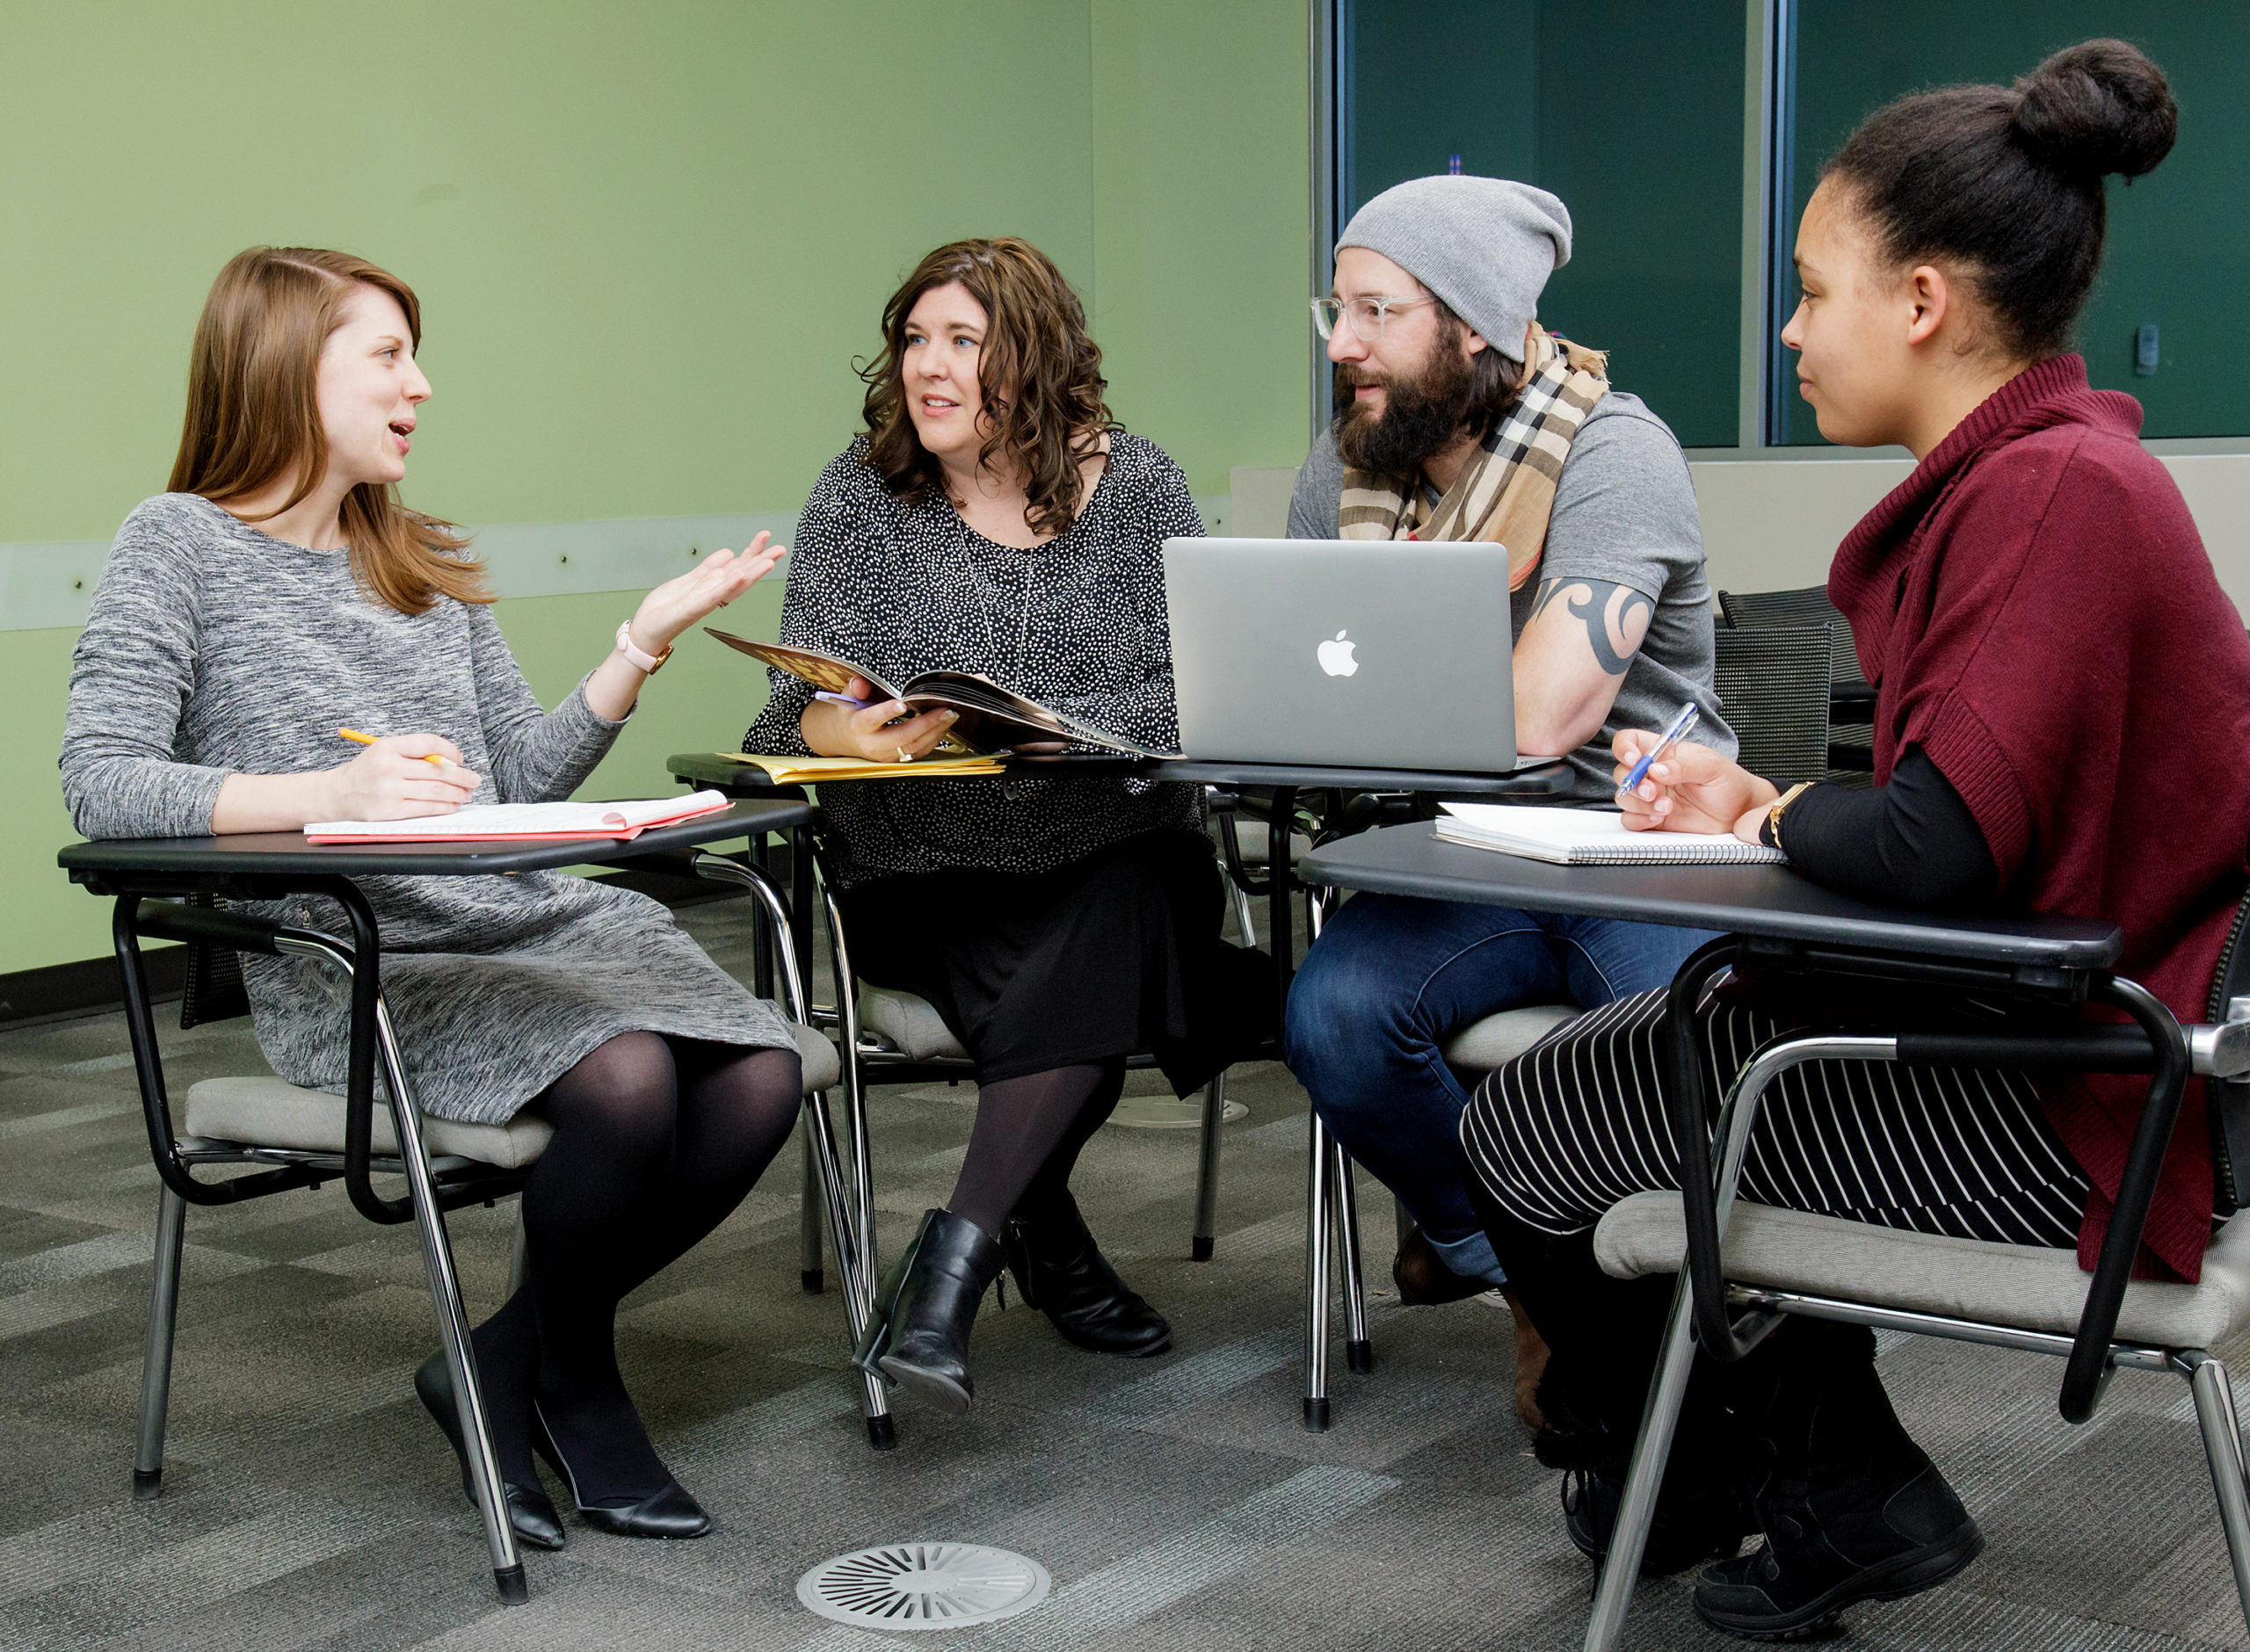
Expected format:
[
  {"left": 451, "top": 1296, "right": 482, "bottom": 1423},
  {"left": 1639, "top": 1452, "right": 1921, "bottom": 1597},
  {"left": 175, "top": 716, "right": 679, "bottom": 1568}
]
[{"left": 303, "top": 790, "right": 731, "bottom": 844}]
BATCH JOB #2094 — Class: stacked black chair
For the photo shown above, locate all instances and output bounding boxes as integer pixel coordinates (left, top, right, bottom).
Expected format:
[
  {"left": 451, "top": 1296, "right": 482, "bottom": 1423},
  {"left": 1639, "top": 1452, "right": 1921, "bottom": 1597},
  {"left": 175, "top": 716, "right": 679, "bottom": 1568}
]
[{"left": 1718, "top": 585, "right": 1876, "bottom": 783}]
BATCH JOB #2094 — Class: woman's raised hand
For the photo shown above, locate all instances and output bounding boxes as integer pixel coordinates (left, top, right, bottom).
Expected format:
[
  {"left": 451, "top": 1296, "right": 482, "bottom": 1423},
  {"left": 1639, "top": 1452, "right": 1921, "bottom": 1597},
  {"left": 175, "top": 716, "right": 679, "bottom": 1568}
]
[
  {"left": 1611, "top": 727, "right": 1779, "bottom": 841},
  {"left": 805, "top": 675, "right": 959, "bottom": 763},
  {"left": 326, "top": 734, "right": 482, "bottom": 820},
  {"left": 624, "top": 532, "right": 788, "bottom": 656}
]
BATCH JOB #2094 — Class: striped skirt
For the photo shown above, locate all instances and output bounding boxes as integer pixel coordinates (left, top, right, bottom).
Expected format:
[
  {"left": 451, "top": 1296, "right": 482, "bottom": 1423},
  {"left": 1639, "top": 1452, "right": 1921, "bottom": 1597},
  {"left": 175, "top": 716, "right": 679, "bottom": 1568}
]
[{"left": 1459, "top": 983, "right": 2091, "bottom": 1249}]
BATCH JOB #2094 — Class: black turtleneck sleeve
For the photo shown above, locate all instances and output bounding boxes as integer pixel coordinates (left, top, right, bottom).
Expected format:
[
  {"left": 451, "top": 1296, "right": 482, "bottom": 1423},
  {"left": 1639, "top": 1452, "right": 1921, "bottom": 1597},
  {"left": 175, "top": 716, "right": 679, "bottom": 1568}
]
[{"left": 1767, "top": 749, "right": 1997, "bottom": 909}]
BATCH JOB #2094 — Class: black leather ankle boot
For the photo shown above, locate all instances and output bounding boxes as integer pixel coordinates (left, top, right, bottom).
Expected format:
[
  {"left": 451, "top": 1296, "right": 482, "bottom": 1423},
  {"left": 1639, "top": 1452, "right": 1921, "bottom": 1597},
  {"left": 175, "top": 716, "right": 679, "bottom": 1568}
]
[
  {"left": 1695, "top": 1328, "right": 1982, "bottom": 1640},
  {"left": 861, "top": 1208, "right": 1004, "bottom": 1415},
  {"left": 1001, "top": 1192, "right": 1171, "bottom": 1358}
]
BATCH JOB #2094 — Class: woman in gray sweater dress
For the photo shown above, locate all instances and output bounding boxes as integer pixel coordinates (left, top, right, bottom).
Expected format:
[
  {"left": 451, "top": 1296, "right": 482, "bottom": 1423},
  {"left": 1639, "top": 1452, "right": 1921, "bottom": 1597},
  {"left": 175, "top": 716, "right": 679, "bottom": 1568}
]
[{"left": 61, "top": 247, "right": 796, "bottom": 1548}]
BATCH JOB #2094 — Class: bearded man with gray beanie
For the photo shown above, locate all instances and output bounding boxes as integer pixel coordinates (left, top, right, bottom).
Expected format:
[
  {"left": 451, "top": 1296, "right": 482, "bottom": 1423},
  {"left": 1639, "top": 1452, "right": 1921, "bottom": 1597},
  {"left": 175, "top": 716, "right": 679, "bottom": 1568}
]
[{"left": 1282, "top": 175, "right": 1732, "bottom": 1400}]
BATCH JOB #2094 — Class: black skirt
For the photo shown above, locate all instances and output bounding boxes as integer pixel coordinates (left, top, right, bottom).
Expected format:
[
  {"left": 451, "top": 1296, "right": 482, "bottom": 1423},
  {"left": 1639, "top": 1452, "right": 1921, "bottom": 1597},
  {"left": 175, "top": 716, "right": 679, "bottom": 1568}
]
[{"left": 832, "top": 828, "right": 1273, "bottom": 1093}]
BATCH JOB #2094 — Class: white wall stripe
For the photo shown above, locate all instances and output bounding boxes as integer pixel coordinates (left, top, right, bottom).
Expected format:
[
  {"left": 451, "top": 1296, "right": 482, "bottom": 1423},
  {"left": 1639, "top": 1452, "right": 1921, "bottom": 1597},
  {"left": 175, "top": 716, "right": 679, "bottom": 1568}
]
[{"left": 0, "top": 495, "right": 1232, "bottom": 631}]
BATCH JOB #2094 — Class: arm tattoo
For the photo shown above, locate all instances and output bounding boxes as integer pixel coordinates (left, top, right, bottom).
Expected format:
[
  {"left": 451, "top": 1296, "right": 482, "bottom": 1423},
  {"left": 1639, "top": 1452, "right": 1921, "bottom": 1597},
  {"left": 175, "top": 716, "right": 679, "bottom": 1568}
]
[{"left": 1531, "top": 576, "right": 1654, "bottom": 676}]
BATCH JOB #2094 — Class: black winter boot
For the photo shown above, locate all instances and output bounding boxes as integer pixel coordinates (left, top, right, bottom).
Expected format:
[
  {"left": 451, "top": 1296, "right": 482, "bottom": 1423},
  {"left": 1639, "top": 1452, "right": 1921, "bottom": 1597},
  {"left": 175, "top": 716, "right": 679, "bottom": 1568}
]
[
  {"left": 999, "top": 1192, "right": 1172, "bottom": 1357},
  {"left": 854, "top": 1208, "right": 1005, "bottom": 1415},
  {"left": 1563, "top": 1466, "right": 1752, "bottom": 1577},
  {"left": 1695, "top": 1327, "right": 1982, "bottom": 1641}
]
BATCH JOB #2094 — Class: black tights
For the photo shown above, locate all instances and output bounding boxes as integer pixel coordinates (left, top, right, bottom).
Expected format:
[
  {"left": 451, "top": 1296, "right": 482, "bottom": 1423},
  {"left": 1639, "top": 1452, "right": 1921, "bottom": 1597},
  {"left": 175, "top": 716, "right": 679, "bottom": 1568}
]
[
  {"left": 473, "top": 1032, "right": 802, "bottom": 1504},
  {"left": 946, "top": 1058, "right": 1128, "bottom": 1238}
]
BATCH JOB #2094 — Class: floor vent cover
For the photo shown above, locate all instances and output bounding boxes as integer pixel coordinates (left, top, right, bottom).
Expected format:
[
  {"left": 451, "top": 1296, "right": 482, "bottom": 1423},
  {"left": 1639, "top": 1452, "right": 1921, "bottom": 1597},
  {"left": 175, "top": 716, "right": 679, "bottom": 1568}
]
[{"left": 797, "top": 1542, "right": 1049, "bottom": 1630}]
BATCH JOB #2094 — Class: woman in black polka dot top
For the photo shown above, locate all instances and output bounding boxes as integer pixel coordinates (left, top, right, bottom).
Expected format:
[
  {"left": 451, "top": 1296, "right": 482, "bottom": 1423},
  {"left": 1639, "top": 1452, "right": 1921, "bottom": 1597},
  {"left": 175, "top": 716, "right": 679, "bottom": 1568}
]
[{"left": 742, "top": 237, "right": 1269, "bottom": 1416}]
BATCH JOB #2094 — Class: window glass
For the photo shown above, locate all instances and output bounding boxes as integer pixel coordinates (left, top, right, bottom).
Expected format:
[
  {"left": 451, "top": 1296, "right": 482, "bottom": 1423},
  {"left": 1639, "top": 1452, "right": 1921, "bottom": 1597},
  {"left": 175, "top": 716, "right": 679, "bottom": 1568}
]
[
  {"left": 1782, "top": 5, "right": 2250, "bottom": 443},
  {"left": 1341, "top": 0, "right": 1746, "bottom": 449}
]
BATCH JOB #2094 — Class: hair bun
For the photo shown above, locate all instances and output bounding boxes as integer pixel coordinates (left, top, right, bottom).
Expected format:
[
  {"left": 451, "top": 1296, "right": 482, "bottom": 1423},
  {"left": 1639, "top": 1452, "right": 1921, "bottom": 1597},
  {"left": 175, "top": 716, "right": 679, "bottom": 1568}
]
[{"left": 2010, "top": 39, "right": 2177, "bottom": 181}]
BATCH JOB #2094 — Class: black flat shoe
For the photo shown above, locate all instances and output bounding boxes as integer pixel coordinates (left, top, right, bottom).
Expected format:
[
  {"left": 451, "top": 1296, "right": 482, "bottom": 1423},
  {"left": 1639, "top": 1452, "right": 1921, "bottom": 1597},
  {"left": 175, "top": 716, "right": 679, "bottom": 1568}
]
[
  {"left": 861, "top": 1208, "right": 1004, "bottom": 1414},
  {"left": 1001, "top": 1192, "right": 1171, "bottom": 1358},
  {"left": 529, "top": 1400, "right": 710, "bottom": 1540},
  {"left": 413, "top": 1352, "right": 565, "bottom": 1552}
]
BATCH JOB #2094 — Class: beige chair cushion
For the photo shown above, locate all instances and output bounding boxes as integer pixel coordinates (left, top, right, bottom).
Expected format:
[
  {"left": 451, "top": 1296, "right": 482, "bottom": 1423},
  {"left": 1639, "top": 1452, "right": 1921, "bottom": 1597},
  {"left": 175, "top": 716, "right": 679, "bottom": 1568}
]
[
  {"left": 1593, "top": 1191, "right": 2250, "bottom": 1351},
  {"left": 859, "top": 984, "right": 969, "bottom": 1061},
  {"left": 794, "top": 1021, "right": 842, "bottom": 1092},
  {"left": 182, "top": 1022, "right": 838, "bottom": 1170},
  {"left": 1441, "top": 1004, "right": 1579, "bottom": 1076}
]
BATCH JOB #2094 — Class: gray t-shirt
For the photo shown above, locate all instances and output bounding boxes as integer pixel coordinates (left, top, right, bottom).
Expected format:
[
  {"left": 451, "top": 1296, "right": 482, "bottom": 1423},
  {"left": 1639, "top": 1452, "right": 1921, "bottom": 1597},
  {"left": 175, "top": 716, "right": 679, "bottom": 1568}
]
[{"left": 1287, "top": 391, "right": 1733, "bottom": 799}]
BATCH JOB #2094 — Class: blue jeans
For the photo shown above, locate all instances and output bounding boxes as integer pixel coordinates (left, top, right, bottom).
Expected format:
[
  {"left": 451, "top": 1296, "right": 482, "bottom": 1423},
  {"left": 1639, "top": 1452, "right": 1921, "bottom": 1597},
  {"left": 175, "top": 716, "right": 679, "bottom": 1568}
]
[{"left": 1284, "top": 895, "right": 1717, "bottom": 1284}]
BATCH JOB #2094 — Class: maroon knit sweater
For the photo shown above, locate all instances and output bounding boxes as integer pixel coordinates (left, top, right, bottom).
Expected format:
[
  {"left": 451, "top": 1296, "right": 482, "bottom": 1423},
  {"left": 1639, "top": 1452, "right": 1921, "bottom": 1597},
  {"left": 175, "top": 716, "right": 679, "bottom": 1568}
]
[{"left": 1827, "top": 355, "right": 2250, "bottom": 1283}]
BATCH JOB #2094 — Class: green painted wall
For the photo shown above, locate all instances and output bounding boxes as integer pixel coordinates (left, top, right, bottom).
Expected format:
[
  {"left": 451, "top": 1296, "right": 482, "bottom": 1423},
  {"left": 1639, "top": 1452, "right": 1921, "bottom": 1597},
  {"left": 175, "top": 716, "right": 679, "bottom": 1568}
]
[
  {"left": 1341, "top": 0, "right": 1746, "bottom": 448},
  {"left": 1, "top": 1, "right": 1309, "bottom": 976},
  {"left": 1782, "top": 4, "right": 2250, "bottom": 444}
]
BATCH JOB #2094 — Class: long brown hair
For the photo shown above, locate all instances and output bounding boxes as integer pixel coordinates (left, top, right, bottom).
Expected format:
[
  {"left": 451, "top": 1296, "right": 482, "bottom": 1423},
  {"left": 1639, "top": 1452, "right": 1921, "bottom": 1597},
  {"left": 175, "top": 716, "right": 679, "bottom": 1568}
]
[
  {"left": 859, "top": 237, "right": 1120, "bottom": 540},
  {"left": 169, "top": 247, "right": 490, "bottom": 615}
]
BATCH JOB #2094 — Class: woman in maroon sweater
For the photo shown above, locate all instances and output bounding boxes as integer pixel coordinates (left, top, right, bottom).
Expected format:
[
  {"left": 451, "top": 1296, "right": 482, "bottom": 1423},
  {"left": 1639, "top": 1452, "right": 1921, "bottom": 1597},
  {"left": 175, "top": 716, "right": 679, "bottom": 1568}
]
[{"left": 1455, "top": 38, "right": 2250, "bottom": 1642}]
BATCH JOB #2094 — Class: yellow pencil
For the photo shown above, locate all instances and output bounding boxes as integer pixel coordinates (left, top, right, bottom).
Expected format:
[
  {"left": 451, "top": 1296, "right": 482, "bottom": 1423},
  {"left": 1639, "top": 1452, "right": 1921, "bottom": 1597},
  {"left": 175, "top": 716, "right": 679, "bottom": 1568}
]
[{"left": 338, "top": 728, "right": 446, "bottom": 767}]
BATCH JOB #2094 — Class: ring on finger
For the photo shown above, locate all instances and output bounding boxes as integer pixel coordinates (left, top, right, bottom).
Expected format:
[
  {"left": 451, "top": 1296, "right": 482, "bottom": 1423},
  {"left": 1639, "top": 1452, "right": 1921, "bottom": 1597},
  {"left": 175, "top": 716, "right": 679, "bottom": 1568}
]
[{"left": 896, "top": 745, "right": 911, "bottom": 764}]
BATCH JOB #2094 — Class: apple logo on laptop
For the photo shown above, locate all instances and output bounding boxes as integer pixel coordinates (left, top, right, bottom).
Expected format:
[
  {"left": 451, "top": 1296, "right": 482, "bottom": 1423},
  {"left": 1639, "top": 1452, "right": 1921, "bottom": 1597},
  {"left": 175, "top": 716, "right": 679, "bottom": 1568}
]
[{"left": 1317, "top": 629, "right": 1359, "bottom": 677}]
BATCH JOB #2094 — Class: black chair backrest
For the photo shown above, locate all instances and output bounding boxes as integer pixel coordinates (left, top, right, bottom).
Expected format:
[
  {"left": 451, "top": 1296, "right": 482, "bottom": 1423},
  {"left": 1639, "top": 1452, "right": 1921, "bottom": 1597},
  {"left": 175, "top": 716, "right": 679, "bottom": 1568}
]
[
  {"left": 2208, "top": 888, "right": 2250, "bottom": 1214},
  {"left": 178, "top": 893, "right": 251, "bottom": 1029},
  {"left": 1712, "top": 622, "right": 1833, "bottom": 787},
  {"left": 1717, "top": 584, "right": 1870, "bottom": 697}
]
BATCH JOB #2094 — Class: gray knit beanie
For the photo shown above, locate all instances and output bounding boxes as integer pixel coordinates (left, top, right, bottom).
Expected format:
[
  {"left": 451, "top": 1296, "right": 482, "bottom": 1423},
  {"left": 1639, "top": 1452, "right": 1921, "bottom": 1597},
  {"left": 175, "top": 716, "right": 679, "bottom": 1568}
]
[{"left": 1336, "top": 176, "right": 1571, "bottom": 363}]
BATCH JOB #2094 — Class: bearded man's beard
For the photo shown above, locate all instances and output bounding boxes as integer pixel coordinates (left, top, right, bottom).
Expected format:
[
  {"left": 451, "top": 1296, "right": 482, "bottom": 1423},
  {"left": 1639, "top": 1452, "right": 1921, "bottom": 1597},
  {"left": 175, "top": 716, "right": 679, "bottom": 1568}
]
[{"left": 1332, "top": 337, "right": 1477, "bottom": 477}]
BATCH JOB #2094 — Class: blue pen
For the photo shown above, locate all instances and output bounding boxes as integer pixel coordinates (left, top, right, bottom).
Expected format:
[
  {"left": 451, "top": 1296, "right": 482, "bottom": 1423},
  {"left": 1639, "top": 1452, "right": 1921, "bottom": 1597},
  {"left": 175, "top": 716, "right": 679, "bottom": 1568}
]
[
  {"left": 1616, "top": 702, "right": 1701, "bottom": 801},
  {"left": 813, "top": 691, "right": 877, "bottom": 708}
]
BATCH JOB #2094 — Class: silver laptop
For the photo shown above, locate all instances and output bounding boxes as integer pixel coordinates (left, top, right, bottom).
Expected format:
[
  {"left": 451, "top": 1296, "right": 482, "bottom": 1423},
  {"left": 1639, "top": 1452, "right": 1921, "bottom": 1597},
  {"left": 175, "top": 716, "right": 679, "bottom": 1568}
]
[{"left": 1163, "top": 537, "right": 1521, "bottom": 772}]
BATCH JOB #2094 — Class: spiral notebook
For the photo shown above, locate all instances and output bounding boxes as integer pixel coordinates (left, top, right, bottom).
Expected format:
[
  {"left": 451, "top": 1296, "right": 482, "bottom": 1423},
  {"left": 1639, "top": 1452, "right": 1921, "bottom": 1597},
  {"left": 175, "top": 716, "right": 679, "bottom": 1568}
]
[{"left": 1434, "top": 803, "right": 1786, "bottom": 866}]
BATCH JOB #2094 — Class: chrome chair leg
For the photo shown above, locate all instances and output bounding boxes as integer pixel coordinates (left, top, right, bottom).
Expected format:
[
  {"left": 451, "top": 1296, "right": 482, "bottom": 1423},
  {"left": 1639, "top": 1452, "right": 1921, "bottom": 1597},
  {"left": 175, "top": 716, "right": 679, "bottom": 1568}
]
[
  {"left": 505, "top": 1207, "right": 528, "bottom": 1299},
  {"left": 2184, "top": 1350, "right": 2250, "bottom": 1634},
  {"left": 798, "top": 1110, "right": 824, "bottom": 1293},
  {"left": 1303, "top": 1109, "right": 1335, "bottom": 1431},
  {"left": 1585, "top": 1033, "right": 1886, "bottom": 1649},
  {"left": 818, "top": 887, "right": 890, "bottom": 1446},
  {"left": 1332, "top": 1136, "right": 1371, "bottom": 1373},
  {"left": 693, "top": 853, "right": 891, "bottom": 1447},
  {"left": 803, "top": 1086, "right": 894, "bottom": 1448},
  {"left": 279, "top": 932, "right": 524, "bottom": 1602},
  {"left": 371, "top": 998, "right": 526, "bottom": 1605},
  {"left": 1585, "top": 1269, "right": 1700, "bottom": 1651},
  {"left": 133, "top": 1185, "right": 186, "bottom": 1499},
  {"left": 1192, "top": 1071, "right": 1225, "bottom": 1262},
  {"left": 823, "top": 887, "right": 878, "bottom": 1315}
]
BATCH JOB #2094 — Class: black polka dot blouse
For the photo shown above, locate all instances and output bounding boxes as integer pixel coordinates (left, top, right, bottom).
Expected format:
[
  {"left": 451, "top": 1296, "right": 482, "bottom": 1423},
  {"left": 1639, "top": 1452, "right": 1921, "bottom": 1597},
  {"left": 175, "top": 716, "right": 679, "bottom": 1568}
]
[{"left": 741, "top": 431, "right": 1205, "bottom": 887}]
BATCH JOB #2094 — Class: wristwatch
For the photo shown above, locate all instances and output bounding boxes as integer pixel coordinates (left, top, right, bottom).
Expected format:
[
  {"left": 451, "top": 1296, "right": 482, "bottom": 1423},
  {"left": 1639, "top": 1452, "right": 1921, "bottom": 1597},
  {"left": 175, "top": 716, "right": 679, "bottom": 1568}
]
[
  {"left": 614, "top": 620, "right": 672, "bottom": 676},
  {"left": 1760, "top": 781, "right": 1816, "bottom": 851}
]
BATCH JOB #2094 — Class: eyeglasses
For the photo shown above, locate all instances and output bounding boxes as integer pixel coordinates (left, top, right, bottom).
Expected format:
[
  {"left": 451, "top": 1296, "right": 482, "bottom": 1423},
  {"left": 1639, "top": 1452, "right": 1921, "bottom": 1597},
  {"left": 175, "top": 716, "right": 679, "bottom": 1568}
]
[{"left": 1310, "top": 294, "right": 1437, "bottom": 342}]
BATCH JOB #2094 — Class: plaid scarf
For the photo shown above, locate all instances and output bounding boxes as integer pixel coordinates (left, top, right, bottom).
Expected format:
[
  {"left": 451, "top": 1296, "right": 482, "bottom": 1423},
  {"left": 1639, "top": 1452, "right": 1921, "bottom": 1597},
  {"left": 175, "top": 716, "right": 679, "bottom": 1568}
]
[{"left": 1337, "top": 326, "right": 1608, "bottom": 591}]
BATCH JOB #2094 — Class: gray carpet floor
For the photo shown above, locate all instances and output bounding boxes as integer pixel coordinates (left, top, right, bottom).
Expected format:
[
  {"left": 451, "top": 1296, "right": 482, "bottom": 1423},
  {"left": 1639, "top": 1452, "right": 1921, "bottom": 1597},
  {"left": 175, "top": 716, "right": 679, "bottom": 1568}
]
[{"left": 4, "top": 895, "right": 2248, "bottom": 1650}]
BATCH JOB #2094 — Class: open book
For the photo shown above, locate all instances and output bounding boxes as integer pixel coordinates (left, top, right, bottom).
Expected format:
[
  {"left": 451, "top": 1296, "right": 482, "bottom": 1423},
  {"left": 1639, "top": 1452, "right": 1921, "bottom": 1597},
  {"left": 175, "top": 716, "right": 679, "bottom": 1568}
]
[
  {"left": 305, "top": 791, "right": 732, "bottom": 844},
  {"left": 707, "top": 631, "right": 1172, "bottom": 757},
  {"left": 1434, "top": 802, "right": 1786, "bottom": 866}
]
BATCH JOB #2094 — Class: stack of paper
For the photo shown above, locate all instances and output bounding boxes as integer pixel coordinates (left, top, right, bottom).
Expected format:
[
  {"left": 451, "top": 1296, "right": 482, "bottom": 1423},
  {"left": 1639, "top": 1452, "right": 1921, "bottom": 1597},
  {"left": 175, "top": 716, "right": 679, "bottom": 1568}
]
[
  {"left": 1434, "top": 802, "right": 1785, "bottom": 866},
  {"left": 305, "top": 791, "right": 732, "bottom": 844}
]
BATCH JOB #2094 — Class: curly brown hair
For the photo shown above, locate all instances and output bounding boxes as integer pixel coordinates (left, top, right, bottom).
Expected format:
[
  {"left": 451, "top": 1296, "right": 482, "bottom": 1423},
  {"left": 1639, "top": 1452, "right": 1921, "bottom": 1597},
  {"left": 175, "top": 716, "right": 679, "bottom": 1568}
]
[{"left": 860, "top": 237, "right": 1120, "bottom": 540}]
